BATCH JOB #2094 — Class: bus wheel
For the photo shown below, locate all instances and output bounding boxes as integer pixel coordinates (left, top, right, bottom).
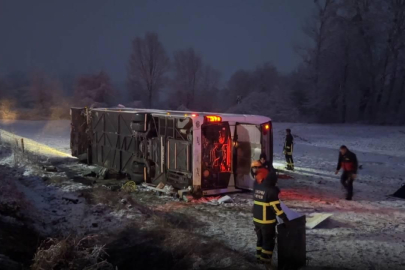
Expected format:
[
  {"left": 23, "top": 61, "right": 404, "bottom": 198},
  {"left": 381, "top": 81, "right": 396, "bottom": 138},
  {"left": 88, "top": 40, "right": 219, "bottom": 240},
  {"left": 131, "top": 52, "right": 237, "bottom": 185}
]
[{"left": 128, "top": 173, "right": 144, "bottom": 184}]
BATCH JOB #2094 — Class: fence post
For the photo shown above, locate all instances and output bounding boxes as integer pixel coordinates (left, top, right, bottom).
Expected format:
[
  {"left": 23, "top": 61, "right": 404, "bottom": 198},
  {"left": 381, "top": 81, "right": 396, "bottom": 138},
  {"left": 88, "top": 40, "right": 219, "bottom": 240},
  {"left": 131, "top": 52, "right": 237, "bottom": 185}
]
[{"left": 21, "top": 138, "right": 25, "bottom": 153}]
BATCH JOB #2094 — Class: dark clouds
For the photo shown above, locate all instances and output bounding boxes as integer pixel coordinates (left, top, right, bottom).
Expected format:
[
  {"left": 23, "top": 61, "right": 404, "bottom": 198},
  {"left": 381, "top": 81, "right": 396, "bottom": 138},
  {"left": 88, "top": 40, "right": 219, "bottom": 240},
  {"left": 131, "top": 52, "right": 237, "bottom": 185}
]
[{"left": 0, "top": 0, "right": 312, "bottom": 83}]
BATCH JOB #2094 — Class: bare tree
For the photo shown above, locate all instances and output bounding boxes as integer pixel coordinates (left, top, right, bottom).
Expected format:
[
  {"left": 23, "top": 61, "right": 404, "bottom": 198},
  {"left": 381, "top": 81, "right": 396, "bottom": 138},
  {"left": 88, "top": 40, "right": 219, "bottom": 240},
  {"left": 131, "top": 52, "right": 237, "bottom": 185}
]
[
  {"left": 127, "top": 32, "right": 170, "bottom": 108},
  {"left": 29, "top": 71, "right": 63, "bottom": 116},
  {"left": 172, "top": 48, "right": 203, "bottom": 109},
  {"left": 227, "top": 69, "right": 254, "bottom": 105},
  {"left": 302, "top": 0, "right": 339, "bottom": 96},
  {"left": 197, "top": 65, "right": 221, "bottom": 111},
  {"left": 73, "top": 71, "right": 115, "bottom": 107}
]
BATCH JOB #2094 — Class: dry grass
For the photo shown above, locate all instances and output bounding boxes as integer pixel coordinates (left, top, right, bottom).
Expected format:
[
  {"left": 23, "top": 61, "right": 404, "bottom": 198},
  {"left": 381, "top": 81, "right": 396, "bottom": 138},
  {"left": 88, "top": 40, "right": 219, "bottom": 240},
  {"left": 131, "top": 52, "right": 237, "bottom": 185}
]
[
  {"left": 31, "top": 235, "right": 114, "bottom": 270},
  {"left": 80, "top": 187, "right": 137, "bottom": 211}
]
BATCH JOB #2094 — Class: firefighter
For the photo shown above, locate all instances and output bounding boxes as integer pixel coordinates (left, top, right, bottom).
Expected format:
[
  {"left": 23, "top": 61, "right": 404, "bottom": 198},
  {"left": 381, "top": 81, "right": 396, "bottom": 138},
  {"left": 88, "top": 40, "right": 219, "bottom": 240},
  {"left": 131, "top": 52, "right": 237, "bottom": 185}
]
[
  {"left": 335, "top": 145, "right": 358, "bottom": 200},
  {"left": 283, "top": 129, "right": 294, "bottom": 170},
  {"left": 259, "top": 153, "right": 271, "bottom": 169},
  {"left": 251, "top": 160, "right": 289, "bottom": 268}
]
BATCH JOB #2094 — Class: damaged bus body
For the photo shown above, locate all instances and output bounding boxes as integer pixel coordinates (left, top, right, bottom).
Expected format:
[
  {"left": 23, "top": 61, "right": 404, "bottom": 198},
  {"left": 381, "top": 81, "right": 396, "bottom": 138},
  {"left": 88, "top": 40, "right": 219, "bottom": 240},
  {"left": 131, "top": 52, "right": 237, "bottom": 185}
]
[{"left": 70, "top": 107, "right": 273, "bottom": 196}]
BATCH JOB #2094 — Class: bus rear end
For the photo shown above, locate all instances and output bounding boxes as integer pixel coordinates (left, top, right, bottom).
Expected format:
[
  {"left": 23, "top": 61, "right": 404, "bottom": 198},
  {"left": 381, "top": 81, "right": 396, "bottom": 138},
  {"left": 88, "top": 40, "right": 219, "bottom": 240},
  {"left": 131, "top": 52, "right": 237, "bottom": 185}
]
[{"left": 197, "top": 115, "right": 272, "bottom": 194}]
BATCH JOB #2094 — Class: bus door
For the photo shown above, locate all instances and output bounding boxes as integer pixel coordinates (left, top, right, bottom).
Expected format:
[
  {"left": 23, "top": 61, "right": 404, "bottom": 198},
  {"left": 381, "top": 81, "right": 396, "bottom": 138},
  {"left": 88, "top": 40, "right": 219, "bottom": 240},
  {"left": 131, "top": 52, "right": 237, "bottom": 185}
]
[
  {"left": 234, "top": 124, "right": 262, "bottom": 190},
  {"left": 200, "top": 120, "right": 232, "bottom": 190}
]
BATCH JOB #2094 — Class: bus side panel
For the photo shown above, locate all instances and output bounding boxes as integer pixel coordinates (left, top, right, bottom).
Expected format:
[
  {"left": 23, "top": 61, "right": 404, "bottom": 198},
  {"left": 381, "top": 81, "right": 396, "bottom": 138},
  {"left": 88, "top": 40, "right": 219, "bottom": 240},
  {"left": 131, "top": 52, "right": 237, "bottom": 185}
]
[
  {"left": 70, "top": 107, "right": 88, "bottom": 160},
  {"left": 235, "top": 124, "right": 261, "bottom": 190}
]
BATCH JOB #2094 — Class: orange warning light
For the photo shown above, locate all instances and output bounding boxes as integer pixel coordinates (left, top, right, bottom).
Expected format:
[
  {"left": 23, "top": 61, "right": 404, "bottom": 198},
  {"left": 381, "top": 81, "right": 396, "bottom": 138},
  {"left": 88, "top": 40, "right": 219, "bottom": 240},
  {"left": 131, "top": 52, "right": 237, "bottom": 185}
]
[{"left": 205, "top": 115, "right": 222, "bottom": 122}]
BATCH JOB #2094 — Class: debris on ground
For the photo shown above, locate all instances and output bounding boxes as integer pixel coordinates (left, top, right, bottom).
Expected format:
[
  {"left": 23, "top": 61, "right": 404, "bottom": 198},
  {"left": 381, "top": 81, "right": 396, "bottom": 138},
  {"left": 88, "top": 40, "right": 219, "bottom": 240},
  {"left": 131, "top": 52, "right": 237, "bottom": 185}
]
[
  {"left": 163, "top": 185, "right": 174, "bottom": 194},
  {"left": 156, "top": 182, "right": 165, "bottom": 189},
  {"left": 142, "top": 183, "right": 176, "bottom": 195},
  {"left": 97, "top": 168, "right": 108, "bottom": 179},
  {"left": 177, "top": 187, "right": 191, "bottom": 198},
  {"left": 121, "top": 181, "right": 137, "bottom": 193},
  {"left": 84, "top": 171, "right": 97, "bottom": 177},
  {"left": 306, "top": 213, "right": 333, "bottom": 229},
  {"left": 61, "top": 197, "right": 79, "bottom": 204},
  {"left": 42, "top": 165, "right": 57, "bottom": 172},
  {"left": 190, "top": 196, "right": 222, "bottom": 204},
  {"left": 218, "top": 195, "right": 234, "bottom": 204}
]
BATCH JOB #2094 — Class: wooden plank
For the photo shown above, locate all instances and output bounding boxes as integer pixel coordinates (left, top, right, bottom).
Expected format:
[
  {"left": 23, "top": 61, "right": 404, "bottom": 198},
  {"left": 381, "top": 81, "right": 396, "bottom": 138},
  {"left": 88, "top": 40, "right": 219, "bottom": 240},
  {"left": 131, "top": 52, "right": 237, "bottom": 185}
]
[{"left": 306, "top": 213, "right": 333, "bottom": 229}]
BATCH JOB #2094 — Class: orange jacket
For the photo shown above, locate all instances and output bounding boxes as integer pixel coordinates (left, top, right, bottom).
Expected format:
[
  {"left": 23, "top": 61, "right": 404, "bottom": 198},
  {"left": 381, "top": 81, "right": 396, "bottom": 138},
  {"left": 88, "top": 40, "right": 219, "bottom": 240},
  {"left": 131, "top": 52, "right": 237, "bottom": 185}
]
[{"left": 255, "top": 168, "right": 269, "bottom": 184}]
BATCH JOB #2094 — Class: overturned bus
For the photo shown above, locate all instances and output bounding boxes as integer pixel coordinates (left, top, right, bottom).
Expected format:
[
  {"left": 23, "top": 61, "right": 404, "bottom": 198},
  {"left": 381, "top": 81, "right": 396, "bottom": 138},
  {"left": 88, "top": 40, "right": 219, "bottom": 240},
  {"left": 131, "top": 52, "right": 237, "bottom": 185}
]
[{"left": 70, "top": 107, "right": 273, "bottom": 196}]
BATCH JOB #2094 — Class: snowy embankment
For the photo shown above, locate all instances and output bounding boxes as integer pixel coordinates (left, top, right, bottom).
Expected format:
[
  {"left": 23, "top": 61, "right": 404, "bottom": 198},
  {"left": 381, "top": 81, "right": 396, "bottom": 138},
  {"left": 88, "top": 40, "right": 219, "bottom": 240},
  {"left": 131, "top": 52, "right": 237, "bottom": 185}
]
[
  {"left": 0, "top": 120, "right": 71, "bottom": 154},
  {"left": 1, "top": 120, "right": 405, "bottom": 269}
]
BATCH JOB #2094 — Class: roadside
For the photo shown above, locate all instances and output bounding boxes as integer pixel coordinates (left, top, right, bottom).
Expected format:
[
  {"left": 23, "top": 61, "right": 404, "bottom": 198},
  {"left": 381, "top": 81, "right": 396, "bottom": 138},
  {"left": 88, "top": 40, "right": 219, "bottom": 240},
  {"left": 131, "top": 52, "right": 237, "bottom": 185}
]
[
  {"left": 0, "top": 143, "right": 262, "bottom": 269},
  {"left": 1, "top": 121, "right": 405, "bottom": 269}
]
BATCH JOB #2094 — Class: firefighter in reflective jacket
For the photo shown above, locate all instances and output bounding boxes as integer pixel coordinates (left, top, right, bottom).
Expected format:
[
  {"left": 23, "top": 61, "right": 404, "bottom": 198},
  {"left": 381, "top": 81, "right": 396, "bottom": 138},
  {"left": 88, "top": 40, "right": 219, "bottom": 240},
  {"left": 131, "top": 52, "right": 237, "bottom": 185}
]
[
  {"left": 251, "top": 160, "right": 289, "bottom": 267},
  {"left": 335, "top": 145, "right": 358, "bottom": 200},
  {"left": 283, "top": 129, "right": 294, "bottom": 170}
]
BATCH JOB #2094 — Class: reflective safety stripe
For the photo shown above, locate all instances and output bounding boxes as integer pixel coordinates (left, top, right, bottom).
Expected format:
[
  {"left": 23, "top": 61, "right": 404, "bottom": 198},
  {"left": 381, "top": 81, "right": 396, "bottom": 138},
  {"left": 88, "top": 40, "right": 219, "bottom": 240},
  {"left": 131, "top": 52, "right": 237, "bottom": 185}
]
[
  {"left": 253, "top": 218, "right": 276, "bottom": 224},
  {"left": 262, "top": 249, "right": 273, "bottom": 255},
  {"left": 255, "top": 201, "right": 270, "bottom": 222},
  {"left": 254, "top": 200, "right": 282, "bottom": 222},
  {"left": 260, "top": 256, "right": 272, "bottom": 262},
  {"left": 270, "top": 201, "right": 284, "bottom": 216},
  {"left": 256, "top": 247, "right": 262, "bottom": 250},
  {"left": 254, "top": 201, "right": 270, "bottom": 206}
]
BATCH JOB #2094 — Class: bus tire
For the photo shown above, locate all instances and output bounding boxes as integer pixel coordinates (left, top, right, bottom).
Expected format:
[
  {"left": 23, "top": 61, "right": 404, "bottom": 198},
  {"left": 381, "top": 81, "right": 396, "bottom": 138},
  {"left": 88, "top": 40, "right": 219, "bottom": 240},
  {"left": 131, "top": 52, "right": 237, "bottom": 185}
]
[{"left": 129, "top": 173, "right": 144, "bottom": 184}]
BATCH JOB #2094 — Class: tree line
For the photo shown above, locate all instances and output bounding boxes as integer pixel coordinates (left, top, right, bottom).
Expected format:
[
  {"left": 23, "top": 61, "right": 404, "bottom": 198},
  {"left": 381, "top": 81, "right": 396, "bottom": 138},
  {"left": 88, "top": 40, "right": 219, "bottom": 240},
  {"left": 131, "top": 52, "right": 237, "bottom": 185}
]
[{"left": 1, "top": 0, "right": 404, "bottom": 124}]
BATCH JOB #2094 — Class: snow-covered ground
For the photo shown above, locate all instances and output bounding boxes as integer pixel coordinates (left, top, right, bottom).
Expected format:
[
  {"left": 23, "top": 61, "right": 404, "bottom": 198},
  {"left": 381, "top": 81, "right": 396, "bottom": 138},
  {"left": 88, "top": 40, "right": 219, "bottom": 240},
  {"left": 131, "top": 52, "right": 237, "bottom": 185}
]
[
  {"left": 0, "top": 120, "right": 71, "bottom": 154},
  {"left": 1, "top": 120, "right": 405, "bottom": 269}
]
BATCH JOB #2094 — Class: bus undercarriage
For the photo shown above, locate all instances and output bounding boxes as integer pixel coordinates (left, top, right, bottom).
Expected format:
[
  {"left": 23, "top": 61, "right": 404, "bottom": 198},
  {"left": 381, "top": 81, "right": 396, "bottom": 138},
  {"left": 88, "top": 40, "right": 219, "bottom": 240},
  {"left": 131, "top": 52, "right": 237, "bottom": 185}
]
[{"left": 70, "top": 107, "right": 272, "bottom": 196}]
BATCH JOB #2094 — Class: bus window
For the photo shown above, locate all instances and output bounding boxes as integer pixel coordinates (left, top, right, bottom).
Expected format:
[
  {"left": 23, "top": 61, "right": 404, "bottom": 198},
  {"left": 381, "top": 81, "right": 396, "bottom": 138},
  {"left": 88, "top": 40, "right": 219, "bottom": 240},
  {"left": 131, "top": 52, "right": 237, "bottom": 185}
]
[{"left": 201, "top": 122, "right": 232, "bottom": 190}]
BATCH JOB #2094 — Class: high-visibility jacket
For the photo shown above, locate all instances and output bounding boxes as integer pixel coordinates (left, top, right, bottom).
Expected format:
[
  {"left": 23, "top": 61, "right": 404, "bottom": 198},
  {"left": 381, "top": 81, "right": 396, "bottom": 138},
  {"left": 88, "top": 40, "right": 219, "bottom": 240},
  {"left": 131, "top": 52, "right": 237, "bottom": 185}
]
[
  {"left": 284, "top": 134, "right": 294, "bottom": 155},
  {"left": 253, "top": 168, "right": 287, "bottom": 224}
]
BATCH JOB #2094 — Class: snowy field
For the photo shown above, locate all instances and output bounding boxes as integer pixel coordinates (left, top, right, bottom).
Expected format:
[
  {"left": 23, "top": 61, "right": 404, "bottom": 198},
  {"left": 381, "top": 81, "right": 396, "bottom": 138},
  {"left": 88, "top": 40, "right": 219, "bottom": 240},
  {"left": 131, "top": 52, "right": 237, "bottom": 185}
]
[
  {"left": 0, "top": 119, "right": 71, "bottom": 154},
  {"left": 1, "top": 120, "right": 405, "bottom": 269}
]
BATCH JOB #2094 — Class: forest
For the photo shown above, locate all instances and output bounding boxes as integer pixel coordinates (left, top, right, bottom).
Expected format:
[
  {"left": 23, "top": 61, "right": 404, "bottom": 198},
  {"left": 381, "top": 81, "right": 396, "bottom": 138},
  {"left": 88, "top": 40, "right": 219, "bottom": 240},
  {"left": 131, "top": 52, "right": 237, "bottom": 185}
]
[{"left": 1, "top": 0, "right": 405, "bottom": 124}]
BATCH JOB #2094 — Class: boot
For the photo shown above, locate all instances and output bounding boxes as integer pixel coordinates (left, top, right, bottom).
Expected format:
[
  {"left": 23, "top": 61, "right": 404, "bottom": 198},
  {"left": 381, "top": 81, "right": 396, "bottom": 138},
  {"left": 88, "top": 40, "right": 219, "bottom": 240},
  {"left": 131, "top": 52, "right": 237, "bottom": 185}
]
[{"left": 264, "top": 263, "right": 275, "bottom": 270}]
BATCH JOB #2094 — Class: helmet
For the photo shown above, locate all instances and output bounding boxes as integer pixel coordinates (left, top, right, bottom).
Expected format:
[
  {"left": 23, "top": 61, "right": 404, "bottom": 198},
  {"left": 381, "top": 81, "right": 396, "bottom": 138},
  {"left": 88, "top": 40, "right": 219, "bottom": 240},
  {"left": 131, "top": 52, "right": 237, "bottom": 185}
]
[{"left": 251, "top": 160, "right": 262, "bottom": 168}]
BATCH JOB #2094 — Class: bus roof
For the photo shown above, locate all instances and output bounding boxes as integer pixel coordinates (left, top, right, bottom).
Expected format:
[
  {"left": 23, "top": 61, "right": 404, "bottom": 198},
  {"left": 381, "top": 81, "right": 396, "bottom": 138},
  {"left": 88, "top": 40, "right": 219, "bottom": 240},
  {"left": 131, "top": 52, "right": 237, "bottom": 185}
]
[{"left": 88, "top": 107, "right": 272, "bottom": 125}]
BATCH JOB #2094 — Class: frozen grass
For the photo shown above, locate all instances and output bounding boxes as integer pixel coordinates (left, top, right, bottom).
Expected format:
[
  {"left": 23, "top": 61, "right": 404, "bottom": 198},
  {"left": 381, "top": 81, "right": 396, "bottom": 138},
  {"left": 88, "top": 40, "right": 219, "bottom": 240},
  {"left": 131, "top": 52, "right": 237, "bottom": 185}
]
[{"left": 31, "top": 235, "right": 113, "bottom": 270}]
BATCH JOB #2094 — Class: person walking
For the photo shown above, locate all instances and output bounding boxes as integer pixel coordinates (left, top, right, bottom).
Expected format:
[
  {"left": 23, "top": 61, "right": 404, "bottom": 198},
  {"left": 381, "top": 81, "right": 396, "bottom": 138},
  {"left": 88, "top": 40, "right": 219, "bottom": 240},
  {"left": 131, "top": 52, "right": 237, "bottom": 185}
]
[
  {"left": 335, "top": 145, "right": 358, "bottom": 200},
  {"left": 283, "top": 129, "right": 294, "bottom": 170},
  {"left": 251, "top": 160, "right": 289, "bottom": 269}
]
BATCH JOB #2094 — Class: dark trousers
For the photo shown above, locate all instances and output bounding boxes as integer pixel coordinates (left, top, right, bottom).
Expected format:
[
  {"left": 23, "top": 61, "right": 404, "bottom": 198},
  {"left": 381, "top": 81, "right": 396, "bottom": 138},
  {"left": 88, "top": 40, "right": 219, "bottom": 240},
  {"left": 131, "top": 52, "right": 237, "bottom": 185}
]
[
  {"left": 254, "top": 222, "right": 276, "bottom": 264},
  {"left": 285, "top": 154, "right": 294, "bottom": 168},
  {"left": 341, "top": 171, "right": 354, "bottom": 199}
]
